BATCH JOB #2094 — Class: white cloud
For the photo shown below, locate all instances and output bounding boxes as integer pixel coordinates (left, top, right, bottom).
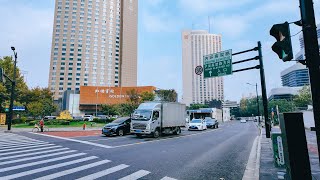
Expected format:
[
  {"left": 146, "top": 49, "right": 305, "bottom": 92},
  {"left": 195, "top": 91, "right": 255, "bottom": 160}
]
[
  {"left": 142, "top": 11, "right": 184, "bottom": 33},
  {"left": 178, "top": 0, "right": 254, "bottom": 15}
]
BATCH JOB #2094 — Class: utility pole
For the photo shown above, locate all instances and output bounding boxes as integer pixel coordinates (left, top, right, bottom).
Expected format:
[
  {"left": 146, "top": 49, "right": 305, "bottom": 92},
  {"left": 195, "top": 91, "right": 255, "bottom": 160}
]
[
  {"left": 299, "top": 0, "right": 320, "bottom": 163},
  {"left": 258, "top": 41, "right": 271, "bottom": 138}
]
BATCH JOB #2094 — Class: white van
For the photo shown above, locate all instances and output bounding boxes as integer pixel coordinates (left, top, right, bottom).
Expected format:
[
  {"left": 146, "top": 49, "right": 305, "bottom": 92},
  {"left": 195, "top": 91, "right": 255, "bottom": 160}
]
[{"left": 83, "top": 115, "right": 94, "bottom": 121}]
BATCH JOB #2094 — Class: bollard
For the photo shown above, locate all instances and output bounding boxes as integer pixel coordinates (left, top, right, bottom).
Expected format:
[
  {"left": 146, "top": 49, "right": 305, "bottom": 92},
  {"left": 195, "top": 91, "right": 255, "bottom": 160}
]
[{"left": 83, "top": 123, "right": 86, "bottom": 130}]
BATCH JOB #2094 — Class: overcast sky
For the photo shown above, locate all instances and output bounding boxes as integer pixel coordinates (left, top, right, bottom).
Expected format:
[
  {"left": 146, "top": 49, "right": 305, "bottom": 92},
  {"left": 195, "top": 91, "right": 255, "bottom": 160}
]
[{"left": 0, "top": 0, "right": 319, "bottom": 102}]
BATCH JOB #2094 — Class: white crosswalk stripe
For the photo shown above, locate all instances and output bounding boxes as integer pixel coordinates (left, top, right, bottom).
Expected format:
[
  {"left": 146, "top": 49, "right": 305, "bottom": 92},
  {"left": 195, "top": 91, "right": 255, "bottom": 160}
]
[
  {"left": 0, "top": 143, "right": 55, "bottom": 152},
  {"left": 119, "top": 170, "right": 151, "bottom": 180},
  {"left": 76, "top": 164, "right": 130, "bottom": 180},
  {"left": 0, "top": 150, "right": 77, "bottom": 166},
  {"left": 33, "top": 159, "right": 111, "bottom": 180},
  {"left": 0, "top": 148, "right": 70, "bottom": 161},
  {"left": 0, "top": 156, "right": 98, "bottom": 180},
  {"left": 0, "top": 153, "right": 86, "bottom": 173},
  {"left": 0, "top": 145, "right": 62, "bottom": 156},
  {"left": 0, "top": 133, "right": 178, "bottom": 180}
]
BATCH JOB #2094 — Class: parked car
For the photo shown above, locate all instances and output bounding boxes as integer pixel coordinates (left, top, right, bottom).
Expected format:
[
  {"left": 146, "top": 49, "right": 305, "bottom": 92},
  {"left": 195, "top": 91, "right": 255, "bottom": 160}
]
[
  {"left": 240, "top": 119, "right": 247, "bottom": 123},
  {"left": 205, "top": 118, "right": 219, "bottom": 129},
  {"left": 254, "top": 119, "right": 257, "bottom": 122},
  {"left": 44, "top": 116, "right": 56, "bottom": 120},
  {"left": 188, "top": 119, "right": 207, "bottom": 131},
  {"left": 96, "top": 115, "right": 108, "bottom": 119},
  {"left": 83, "top": 115, "right": 94, "bottom": 121},
  {"left": 73, "top": 116, "right": 83, "bottom": 120},
  {"left": 102, "top": 117, "right": 131, "bottom": 136}
]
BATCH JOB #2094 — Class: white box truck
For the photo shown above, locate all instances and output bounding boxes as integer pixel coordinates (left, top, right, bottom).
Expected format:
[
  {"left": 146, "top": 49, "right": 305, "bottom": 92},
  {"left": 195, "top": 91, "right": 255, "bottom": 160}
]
[{"left": 131, "top": 102, "right": 186, "bottom": 138}]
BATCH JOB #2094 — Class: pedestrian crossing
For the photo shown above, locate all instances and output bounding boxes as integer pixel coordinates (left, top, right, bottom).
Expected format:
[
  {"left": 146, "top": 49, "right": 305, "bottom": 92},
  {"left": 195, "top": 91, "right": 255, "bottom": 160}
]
[{"left": 0, "top": 133, "right": 178, "bottom": 180}]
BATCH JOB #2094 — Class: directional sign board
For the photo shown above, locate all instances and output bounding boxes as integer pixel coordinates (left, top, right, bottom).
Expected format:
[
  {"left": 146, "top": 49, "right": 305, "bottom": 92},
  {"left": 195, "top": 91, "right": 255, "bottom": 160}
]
[{"left": 203, "top": 49, "right": 232, "bottom": 78}]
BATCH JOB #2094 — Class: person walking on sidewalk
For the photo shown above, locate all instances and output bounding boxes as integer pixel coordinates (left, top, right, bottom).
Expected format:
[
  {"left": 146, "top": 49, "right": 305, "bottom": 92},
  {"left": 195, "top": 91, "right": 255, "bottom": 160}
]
[{"left": 39, "top": 118, "right": 44, "bottom": 132}]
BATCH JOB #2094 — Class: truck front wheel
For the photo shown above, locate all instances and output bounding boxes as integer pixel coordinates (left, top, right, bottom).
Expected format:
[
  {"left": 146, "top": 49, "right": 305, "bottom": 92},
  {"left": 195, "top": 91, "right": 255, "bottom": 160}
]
[
  {"left": 173, "top": 127, "right": 181, "bottom": 135},
  {"left": 153, "top": 129, "right": 160, "bottom": 138}
]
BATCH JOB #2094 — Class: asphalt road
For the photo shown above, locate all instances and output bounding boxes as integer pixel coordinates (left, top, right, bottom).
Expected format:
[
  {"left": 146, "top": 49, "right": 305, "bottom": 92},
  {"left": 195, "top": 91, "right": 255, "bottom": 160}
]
[{"left": 1, "top": 120, "right": 259, "bottom": 180}]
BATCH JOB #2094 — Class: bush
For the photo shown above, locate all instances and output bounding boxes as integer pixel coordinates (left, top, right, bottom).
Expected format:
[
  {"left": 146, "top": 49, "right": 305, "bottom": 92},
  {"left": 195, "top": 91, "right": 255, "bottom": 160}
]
[
  {"left": 28, "top": 121, "right": 37, "bottom": 126},
  {"left": 60, "top": 121, "right": 70, "bottom": 125},
  {"left": 93, "top": 118, "right": 109, "bottom": 123}
]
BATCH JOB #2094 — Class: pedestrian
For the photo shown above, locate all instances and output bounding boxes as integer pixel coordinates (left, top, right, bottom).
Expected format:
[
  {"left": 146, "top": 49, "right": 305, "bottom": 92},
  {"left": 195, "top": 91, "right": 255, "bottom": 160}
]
[{"left": 39, "top": 118, "right": 44, "bottom": 132}]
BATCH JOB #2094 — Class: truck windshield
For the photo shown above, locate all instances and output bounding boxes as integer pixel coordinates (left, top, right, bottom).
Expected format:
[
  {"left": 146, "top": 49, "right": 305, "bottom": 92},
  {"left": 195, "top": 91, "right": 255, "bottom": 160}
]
[{"left": 132, "top": 110, "right": 152, "bottom": 121}]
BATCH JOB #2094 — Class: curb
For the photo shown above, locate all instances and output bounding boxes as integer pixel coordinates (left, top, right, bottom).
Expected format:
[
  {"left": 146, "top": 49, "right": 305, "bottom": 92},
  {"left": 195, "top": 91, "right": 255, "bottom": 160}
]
[{"left": 242, "top": 128, "right": 262, "bottom": 180}]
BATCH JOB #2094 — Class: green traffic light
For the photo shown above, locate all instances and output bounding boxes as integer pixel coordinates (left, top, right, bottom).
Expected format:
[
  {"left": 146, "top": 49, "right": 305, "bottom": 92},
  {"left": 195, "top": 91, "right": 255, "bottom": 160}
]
[{"left": 270, "top": 22, "right": 293, "bottom": 62}]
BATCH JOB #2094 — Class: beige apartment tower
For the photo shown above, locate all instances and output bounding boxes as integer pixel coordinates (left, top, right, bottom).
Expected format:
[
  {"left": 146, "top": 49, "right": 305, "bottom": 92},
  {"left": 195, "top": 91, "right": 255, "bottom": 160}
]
[
  {"left": 48, "top": 0, "right": 138, "bottom": 100},
  {"left": 181, "top": 30, "right": 224, "bottom": 106}
]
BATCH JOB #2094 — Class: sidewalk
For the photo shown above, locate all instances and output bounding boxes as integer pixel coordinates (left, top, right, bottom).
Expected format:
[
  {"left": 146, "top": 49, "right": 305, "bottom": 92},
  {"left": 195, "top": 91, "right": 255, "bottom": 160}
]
[{"left": 259, "top": 127, "right": 320, "bottom": 179}]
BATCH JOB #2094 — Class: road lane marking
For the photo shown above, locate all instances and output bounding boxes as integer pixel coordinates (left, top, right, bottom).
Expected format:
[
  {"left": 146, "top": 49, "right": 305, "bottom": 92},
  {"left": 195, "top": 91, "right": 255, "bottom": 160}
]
[
  {"left": 0, "top": 148, "right": 70, "bottom": 161},
  {"left": 112, "top": 128, "right": 222, "bottom": 148},
  {"left": 0, "top": 150, "right": 77, "bottom": 166},
  {"left": 76, "top": 164, "right": 129, "bottom": 180},
  {"left": 86, "top": 136, "right": 129, "bottom": 141},
  {"left": 0, "top": 143, "right": 55, "bottom": 152},
  {"left": 0, "top": 138, "right": 43, "bottom": 143},
  {"left": 34, "top": 159, "right": 111, "bottom": 180},
  {"left": 161, "top": 176, "right": 178, "bottom": 180},
  {"left": 0, "top": 145, "right": 62, "bottom": 156},
  {"left": 118, "top": 170, "right": 150, "bottom": 180},
  {"left": 30, "top": 132, "right": 113, "bottom": 148},
  {"left": 0, "top": 156, "right": 97, "bottom": 180},
  {"left": 0, "top": 153, "right": 86, "bottom": 172}
]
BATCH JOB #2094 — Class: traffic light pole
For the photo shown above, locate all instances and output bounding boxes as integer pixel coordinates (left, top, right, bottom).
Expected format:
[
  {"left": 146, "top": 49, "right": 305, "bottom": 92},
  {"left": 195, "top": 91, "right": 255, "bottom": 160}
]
[
  {"left": 258, "top": 41, "right": 271, "bottom": 138},
  {"left": 299, "top": 0, "right": 320, "bottom": 163}
]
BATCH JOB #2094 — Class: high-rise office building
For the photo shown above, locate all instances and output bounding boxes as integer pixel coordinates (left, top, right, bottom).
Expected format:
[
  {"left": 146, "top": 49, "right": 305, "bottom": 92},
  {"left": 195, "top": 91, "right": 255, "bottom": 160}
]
[
  {"left": 48, "top": 0, "right": 138, "bottom": 100},
  {"left": 281, "top": 63, "right": 310, "bottom": 87},
  {"left": 181, "top": 30, "right": 224, "bottom": 106}
]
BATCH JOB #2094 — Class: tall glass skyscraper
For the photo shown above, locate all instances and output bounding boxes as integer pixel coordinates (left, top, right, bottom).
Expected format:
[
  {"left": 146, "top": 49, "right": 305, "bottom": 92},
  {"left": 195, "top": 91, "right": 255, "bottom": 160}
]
[{"left": 281, "top": 63, "right": 309, "bottom": 87}]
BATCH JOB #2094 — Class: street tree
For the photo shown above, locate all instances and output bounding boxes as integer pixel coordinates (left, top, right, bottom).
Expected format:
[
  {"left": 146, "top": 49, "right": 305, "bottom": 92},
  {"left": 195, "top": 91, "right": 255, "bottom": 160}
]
[
  {"left": 205, "top": 99, "right": 222, "bottom": 108},
  {"left": 140, "top": 91, "right": 155, "bottom": 102},
  {"left": 0, "top": 56, "right": 28, "bottom": 112},
  {"left": 27, "top": 101, "right": 43, "bottom": 119},
  {"left": 188, "top": 104, "right": 209, "bottom": 110},
  {"left": 155, "top": 89, "right": 177, "bottom": 102},
  {"left": 126, "top": 89, "right": 140, "bottom": 104},
  {"left": 101, "top": 104, "right": 118, "bottom": 116},
  {"left": 294, "top": 85, "right": 312, "bottom": 108}
]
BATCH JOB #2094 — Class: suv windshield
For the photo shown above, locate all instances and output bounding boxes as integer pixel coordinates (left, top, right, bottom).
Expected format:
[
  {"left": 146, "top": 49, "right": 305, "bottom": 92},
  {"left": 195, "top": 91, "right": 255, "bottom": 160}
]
[{"left": 132, "top": 110, "right": 152, "bottom": 121}]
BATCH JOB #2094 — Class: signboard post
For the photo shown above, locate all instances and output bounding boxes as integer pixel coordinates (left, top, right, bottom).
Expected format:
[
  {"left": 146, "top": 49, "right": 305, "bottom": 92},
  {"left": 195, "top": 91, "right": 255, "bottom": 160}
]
[{"left": 203, "top": 49, "right": 232, "bottom": 78}]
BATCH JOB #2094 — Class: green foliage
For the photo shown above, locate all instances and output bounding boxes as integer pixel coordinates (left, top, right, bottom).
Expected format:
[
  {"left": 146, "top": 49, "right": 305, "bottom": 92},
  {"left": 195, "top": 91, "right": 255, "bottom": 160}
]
[
  {"left": 116, "top": 103, "right": 138, "bottom": 116},
  {"left": 205, "top": 99, "right": 222, "bottom": 108},
  {"left": 293, "top": 85, "right": 312, "bottom": 108},
  {"left": 101, "top": 104, "right": 118, "bottom": 116},
  {"left": 140, "top": 91, "right": 155, "bottom": 102},
  {"left": 155, "top": 89, "right": 177, "bottom": 102},
  {"left": 188, "top": 104, "right": 209, "bottom": 110},
  {"left": 0, "top": 56, "right": 28, "bottom": 112},
  {"left": 268, "top": 99, "right": 295, "bottom": 113},
  {"left": 239, "top": 96, "right": 263, "bottom": 117},
  {"left": 27, "top": 101, "right": 43, "bottom": 118}
]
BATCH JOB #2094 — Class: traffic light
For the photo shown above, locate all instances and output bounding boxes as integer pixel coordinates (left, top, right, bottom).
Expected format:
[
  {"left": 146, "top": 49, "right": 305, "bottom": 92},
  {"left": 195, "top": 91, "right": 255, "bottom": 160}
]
[
  {"left": 270, "top": 22, "right": 293, "bottom": 62},
  {"left": 0, "top": 68, "right": 4, "bottom": 83}
]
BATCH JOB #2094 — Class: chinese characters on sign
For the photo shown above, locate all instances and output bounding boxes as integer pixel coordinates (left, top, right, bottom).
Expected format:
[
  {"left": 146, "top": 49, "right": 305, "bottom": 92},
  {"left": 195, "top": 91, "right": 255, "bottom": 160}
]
[
  {"left": 94, "top": 89, "right": 115, "bottom": 94},
  {"left": 203, "top": 49, "right": 232, "bottom": 78},
  {"left": 94, "top": 88, "right": 130, "bottom": 99}
]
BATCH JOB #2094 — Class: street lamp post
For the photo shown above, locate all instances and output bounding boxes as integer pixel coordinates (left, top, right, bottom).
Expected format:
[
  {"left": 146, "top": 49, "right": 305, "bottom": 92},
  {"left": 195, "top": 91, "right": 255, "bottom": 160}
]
[
  {"left": 247, "top": 83, "right": 261, "bottom": 125},
  {"left": 7, "top": 47, "right": 17, "bottom": 131}
]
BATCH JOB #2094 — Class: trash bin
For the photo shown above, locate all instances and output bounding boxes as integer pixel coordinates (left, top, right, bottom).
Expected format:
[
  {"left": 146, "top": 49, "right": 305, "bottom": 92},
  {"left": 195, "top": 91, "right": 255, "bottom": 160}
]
[{"left": 271, "top": 131, "right": 285, "bottom": 168}]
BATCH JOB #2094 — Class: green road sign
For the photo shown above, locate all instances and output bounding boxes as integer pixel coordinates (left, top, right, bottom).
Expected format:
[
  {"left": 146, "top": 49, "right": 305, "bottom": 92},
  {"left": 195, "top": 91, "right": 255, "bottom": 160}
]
[{"left": 203, "top": 49, "right": 232, "bottom": 78}]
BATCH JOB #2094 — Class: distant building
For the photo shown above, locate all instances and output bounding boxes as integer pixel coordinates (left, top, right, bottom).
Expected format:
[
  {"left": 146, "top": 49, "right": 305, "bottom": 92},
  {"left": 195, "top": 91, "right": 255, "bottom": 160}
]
[
  {"left": 181, "top": 30, "right": 224, "bottom": 106},
  {"left": 268, "top": 87, "right": 302, "bottom": 101},
  {"left": 222, "top": 100, "right": 239, "bottom": 109},
  {"left": 281, "top": 63, "right": 309, "bottom": 87},
  {"left": 62, "top": 86, "right": 156, "bottom": 116}
]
